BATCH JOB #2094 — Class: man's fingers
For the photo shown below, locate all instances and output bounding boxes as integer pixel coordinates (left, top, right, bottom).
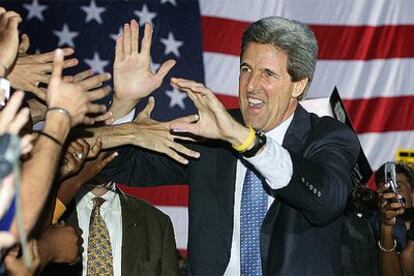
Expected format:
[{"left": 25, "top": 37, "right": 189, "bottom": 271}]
[
  {"left": 141, "top": 22, "right": 153, "bottom": 57},
  {"left": 100, "top": 152, "right": 118, "bottom": 167},
  {"left": 123, "top": 23, "right": 131, "bottom": 56},
  {"left": 170, "top": 121, "right": 198, "bottom": 135},
  {"left": 171, "top": 114, "right": 199, "bottom": 124},
  {"left": 115, "top": 35, "right": 124, "bottom": 62},
  {"left": 73, "top": 69, "right": 94, "bottom": 83},
  {"left": 63, "top": 58, "right": 79, "bottom": 69},
  {"left": 93, "top": 111, "right": 113, "bottom": 123},
  {"left": 131, "top": 19, "right": 139, "bottom": 53},
  {"left": 79, "top": 73, "right": 111, "bottom": 90},
  {"left": 170, "top": 142, "right": 200, "bottom": 159},
  {"left": 141, "top": 96, "right": 155, "bottom": 117},
  {"left": 20, "top": 134, "right": 34, "bottom": 155},
  {"left": 50, "top": 49, "right": 64, "bottom": 82},
  {"left": 155, "top": 59, "right": 176, "bottom": 81},
  {"left": 165, "top": 148, "right": 189, "bottom": 165},
  {"left": 18, "top": 33, "right": 30, "bottom": 54},
  {"left": 87, "top": 85, "right": 111, "bottom": 101},
  {"left": 86, "top": 103, "right": 107, "bottom": 114}
]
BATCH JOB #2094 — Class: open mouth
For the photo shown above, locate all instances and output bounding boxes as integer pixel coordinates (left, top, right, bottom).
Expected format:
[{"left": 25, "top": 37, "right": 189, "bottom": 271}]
[{"left": 247, "top": 97, "right": 265, "bottom": 109}]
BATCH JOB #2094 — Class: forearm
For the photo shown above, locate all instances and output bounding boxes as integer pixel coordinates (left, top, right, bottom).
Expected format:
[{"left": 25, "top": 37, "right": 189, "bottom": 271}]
[
  {"left": 379, "top": 225, "right": 403, "bottom": 276},
  {"left": 13, "top": 112, "right": 70, "bottom": 235},
  {"left": 84, "top": 123, "right": 139, "bottom": 149},
  {"left": 109, "top": 97, "right": 137, "bottom": 121}
]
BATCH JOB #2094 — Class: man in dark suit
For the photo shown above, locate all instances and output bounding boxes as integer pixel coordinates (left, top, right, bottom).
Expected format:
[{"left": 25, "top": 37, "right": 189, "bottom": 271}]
[
  {"left": 99, "top": 16, "right": 360, "bottom": 275},
  {"left": 43, "top": 184, "right": 179, "bottom": 276}
]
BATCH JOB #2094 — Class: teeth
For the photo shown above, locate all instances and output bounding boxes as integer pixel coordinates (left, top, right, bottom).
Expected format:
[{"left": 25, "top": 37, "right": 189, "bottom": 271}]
[{"left": 248, "top": 98, "right": 264, "bottom": 105}]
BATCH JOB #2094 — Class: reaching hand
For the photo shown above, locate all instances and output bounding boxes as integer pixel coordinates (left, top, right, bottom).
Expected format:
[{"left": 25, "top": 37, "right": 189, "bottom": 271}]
[
  {"left": 112, "top": 20, "right": 175, "bottom": 117},
  {"left": 0, "top": 91, "right": 30, "bottom": 135},
  {"left": 59, "top": 138, "right": 91, "bottom": 180},
  {"left": 47, "top": 49, "right": 111, "bottom": 126},
  {"left": 8, "top": 42, "right": 79, "bottom": 100},
  {"left": 38, "top": 223, "right": 83, "bottom": 264},
  {"left": 4, "top": 239, "right": 41, "bottom": 276},
  {"left": 131, "top": 96, "right": 200, "bottom": 164},
  {"left": 0, "top": 8, "right": 22, "bottom": 75},
  {"left": 169, "top": 77, "right": 249, "bottom": 145},
  {"left": 378, "top": 183, "right": 405, "bottom": 227}
]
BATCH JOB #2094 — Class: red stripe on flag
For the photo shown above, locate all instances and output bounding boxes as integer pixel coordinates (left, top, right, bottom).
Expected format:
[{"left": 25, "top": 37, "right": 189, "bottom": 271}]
[
  {"left": 202, "top": 16, "right": 414, "bottom": 60},
  {"left": 216, "top": 94, "right": 240, "bottom": 109},
  {"left": 117, "top": 184, "right": 189, "bottom": 207},
  {"left": 343, "top": 95, "right": 414, "bottom": 133}
]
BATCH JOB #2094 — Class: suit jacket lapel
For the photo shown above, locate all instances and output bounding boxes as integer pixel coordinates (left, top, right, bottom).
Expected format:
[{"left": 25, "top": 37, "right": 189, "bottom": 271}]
[
  {"left": 119, "top": 189, "right": 146, "bottom": 276},
  {"left": 261, "top": 104, "right": 312, "bottom": 270}
]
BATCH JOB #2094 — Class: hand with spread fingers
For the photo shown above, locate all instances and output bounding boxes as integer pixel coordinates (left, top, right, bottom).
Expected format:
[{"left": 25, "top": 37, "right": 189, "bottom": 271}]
[
  {"left": 46, "top": 49, "right": 111, "bottom": 126},
  {"left": 170, "top": 77, "right": 250, "bottom": 146},
  {"left": 129, "top": 96, "right": 200, "bottom": 165},
  {"left": 8, "top": 34, "right": 79, "bottom": 100},
  {"left": 111, "top": 20, "right": 176, "bottom": 119},
  {"left": 0, "top": 8, "right": 22, "bottom": 77}
]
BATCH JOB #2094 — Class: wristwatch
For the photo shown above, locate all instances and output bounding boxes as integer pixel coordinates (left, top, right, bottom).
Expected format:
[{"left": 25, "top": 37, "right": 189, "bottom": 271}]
[{"left": 241, "top": 129, "right": 267, "bottom": 158}]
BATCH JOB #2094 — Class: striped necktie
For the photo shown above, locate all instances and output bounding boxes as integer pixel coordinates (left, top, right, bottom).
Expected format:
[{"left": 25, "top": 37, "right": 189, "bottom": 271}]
[{"left": 87, "top": 197, "right": 113, "bottom": 276}]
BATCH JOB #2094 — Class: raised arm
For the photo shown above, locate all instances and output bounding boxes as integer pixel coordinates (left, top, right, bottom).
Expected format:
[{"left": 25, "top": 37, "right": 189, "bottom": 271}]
[
  {"left": 110, "top": 20, "right": 175, "bottom": 120},
  {"left": 15, "top": 49, "right": 110, "bottom": 234}
]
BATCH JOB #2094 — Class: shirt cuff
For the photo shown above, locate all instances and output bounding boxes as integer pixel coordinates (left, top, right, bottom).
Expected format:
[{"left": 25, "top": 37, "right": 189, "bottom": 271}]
[
  {"left": 113, "top": 108, "right": 135, "bottom": 125},
  {"left": 245, "top": 137, "right": 293, "bottom": 190}
]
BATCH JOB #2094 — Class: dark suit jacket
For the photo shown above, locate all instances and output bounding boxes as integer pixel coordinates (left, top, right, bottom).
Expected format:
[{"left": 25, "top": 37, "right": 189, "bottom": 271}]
[
  {"left": 102, "top": 105, "right": 360, "bottom": 275},
  {"left": 42, "top": 189, "right": 179, "bottom": 276}
]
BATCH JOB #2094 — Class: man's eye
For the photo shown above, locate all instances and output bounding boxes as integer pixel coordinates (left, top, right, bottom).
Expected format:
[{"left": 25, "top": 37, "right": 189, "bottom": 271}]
[
  {"left": 240, "top": 66, "right": 250, "bottom": 73},
  {"left": 264, "top": 69, "right": 274, "bottom": 77}
]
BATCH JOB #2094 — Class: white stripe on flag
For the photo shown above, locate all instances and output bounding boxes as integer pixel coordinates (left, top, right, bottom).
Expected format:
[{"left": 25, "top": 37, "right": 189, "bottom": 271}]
[
  {"left": 157, "top": 206, "right": 188, "bottom": 250},
  {"left": 200, "top": 0, "right": 414, "bottom": 26}
]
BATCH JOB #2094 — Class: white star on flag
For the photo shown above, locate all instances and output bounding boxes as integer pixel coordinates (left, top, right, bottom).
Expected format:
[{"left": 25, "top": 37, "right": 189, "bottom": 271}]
[
  {"left": 160, "top": 32, "right": 184, "bottom": 57},
  {"left": 23, "top": 0, "right": 48, "bottom": 21},
  {"left": 161, "top": 0, "right": 177, "bottom": 6},
  {"left": 84, "top": 52, "right": 109, "bottom": 74},
  {"left": 166, "top": 87, "right": 187, "bottom": 109},
  {"left": 53, "top": 24, "right": 78, "bottom": 47},
  {"left": 134, "top": 4, "right": 157, "bottom": 26},
  {"left": 81, "top": 0, "right": 106, "bottom": 24}
]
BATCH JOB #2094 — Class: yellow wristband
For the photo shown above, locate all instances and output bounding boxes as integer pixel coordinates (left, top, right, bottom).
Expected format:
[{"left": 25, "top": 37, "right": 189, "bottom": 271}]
[{"left": 232, "top": 127, "right": 256, "bottom": 152}]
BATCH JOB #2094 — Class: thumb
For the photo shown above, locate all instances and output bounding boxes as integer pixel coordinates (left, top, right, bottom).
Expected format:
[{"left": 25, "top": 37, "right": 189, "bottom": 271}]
[
  {"left": 136, "top": 96, "right": 155, "bottom": 121},
  {"left": 19, "top": 33, "right": 30, "bottom": 54}
]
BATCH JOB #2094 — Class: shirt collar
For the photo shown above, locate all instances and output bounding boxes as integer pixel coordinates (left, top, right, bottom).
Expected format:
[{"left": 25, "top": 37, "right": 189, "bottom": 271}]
[
  {"left": 76, "top": 185, "right": 119, "bottom": 211},
  {"left": 266, "top": 113, "right": 294, "bottom": 145}
]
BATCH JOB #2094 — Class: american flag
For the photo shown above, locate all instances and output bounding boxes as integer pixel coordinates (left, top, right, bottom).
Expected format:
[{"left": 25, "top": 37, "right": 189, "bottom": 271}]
[{"left": 4, "top": 0, "right": 414, "bottom": 254}]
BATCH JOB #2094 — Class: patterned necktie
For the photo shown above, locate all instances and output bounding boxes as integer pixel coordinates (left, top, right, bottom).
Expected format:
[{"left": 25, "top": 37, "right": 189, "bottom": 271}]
[
  {"left": 240, "top": 168, "right": 268, "bottom": 276},
  {"left": 87, "top": 197, "right": 113, "bottom": 276}
]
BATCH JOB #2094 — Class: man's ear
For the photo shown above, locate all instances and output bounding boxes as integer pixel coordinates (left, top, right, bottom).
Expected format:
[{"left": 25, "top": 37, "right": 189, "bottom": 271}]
[{"left": 292, "top": 77, "right": 308, "bottom": 98}]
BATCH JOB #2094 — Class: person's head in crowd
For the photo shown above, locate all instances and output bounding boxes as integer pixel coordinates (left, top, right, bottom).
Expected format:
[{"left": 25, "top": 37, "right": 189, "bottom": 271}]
[
  {"left": 375, "top": 162, "right": 414, "bottom": 208},
  {"left": 347, "top": 184, "right": 379, "bottom": 217},
  {"left": 238, "top": 16, "right": 318, "bottom": 132}
]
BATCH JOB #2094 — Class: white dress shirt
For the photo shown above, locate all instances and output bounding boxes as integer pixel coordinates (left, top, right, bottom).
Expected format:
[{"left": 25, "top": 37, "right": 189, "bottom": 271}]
[
  {"left": 75, "top": 187, "right": 123, "bottom": 276},
  {"left": 224, "top": 115, "right": 294, "bottom": 275}
]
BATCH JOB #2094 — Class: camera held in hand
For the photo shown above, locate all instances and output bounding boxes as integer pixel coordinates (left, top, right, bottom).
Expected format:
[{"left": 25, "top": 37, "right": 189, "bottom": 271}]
[{"left": 383, "top": 162, "right": 405, "bottom": 205}]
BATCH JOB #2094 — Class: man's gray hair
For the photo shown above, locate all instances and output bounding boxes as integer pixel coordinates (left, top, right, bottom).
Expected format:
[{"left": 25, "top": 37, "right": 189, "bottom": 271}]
[{"left": 241, "top": 16, "right": 318, "bottom": 100}]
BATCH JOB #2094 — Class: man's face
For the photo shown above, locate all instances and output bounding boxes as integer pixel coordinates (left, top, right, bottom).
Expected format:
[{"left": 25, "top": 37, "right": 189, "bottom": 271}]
[
  {"left": 238, "top": 42, "right": 307, "bottom": 132},
  {"left": 397, "top": 173, "right": 413, "bottom": 208}
]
